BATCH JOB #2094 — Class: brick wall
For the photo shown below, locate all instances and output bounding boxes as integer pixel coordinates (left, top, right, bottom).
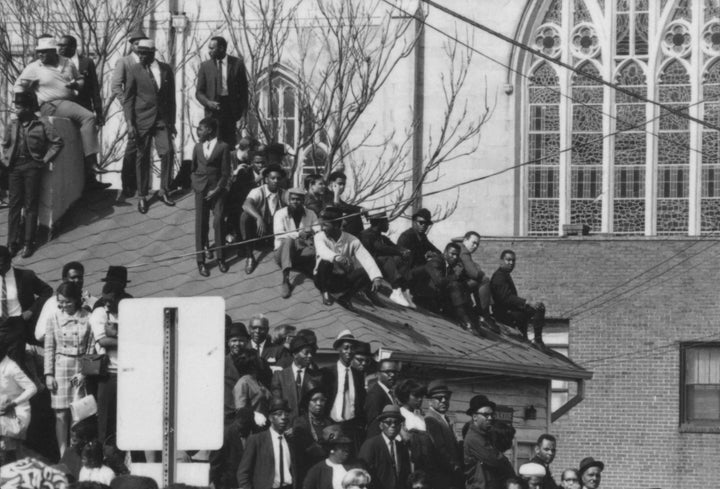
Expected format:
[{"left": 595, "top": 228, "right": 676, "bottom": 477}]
[{"left": 468, "top": 236, "right": 720, "bottom": 489}]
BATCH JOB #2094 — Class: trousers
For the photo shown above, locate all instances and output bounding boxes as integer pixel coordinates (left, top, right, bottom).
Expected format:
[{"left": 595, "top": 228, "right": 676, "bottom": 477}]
[{"left": 40, "top": 100, "right": 99, "bottom": 156}]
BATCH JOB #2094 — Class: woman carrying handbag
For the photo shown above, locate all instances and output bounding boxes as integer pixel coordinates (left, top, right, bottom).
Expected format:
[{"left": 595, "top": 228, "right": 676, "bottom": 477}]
[{"left": 44, "top": 282, "right": 94, "bottom": 457}]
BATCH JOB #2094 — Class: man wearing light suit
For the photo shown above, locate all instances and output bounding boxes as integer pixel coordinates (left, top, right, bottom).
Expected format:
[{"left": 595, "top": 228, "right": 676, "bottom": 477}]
[
  {"left": 123, "top": 39, "right": 176, "bottom": 214},
  {"left": 192, "top": 118, "right": 232, "bottom": 277},
  {"left": 111, "top": 30, "right": 147, "bottom": 197},
  {"left": 196, "top": 36, "right": 249, "bottom": 145}
]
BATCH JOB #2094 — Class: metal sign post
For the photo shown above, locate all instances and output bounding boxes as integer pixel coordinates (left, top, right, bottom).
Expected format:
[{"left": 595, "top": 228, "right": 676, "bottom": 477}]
[
  {"left": 117, "top": 297, "right": 224, "bottom": 487},
  {"left": 163, "top": 307, "right": 178, "bottom": 487}
]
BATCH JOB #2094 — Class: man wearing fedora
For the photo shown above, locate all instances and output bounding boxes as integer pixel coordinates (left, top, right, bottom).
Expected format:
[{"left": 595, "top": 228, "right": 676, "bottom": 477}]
[
  {"left": 2, "top": 88, "right": 63, "bottom": 259},
  {"left": 323, "top": 330, "right": 367, "bottom": 443},
  {"left": 273, "top": 186, "right": 319, "bottom": 298},
  {"left": 123, "top": 39, "right": 177, "bottom": 214},
  {"left": 578, "top": 458, "right": 603, "bottom": 489},
  {"left": 313, "top": 206, "right": 388, "bottom": 311},
  {"left": 237, "top": 398, "right": 298, "bottom": 489},
  {"left": 192, "top": 117, "right": 232, "bottom": 277},
  {"left": 271, "top": 334, "right": 321, "bottom": 419},
  {"left": 15, "top": 36, "right": 104, "bottom": 194},
  {"left": 424, "top": 381, "right": 463, "bottom": 489},
  {"left": 111, "top": 29, "right": 148, "bottom": 197},
  {"left": 241, "top": 163, "right": 288, "bottom": 274},
  {"left": 397, "top": 208, "right": 441, "bottom": 271},
  {"left": 358, "top": 405, "right": 411, "bottom": 489},
  {"left": 464, "top": 394, "right": 514, "bottom": 489},
  {"left": 360, "top": 210, "right": 413, "bottom": 306}
]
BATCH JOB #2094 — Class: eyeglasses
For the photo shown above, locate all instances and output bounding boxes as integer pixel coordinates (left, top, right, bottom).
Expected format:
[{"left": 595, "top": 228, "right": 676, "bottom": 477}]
[
  {"left": 475, "top": 411, "right": 495, "bottom": 418},
  {"left": 562, "top": 478, "right": 578, "bottom": 482}
]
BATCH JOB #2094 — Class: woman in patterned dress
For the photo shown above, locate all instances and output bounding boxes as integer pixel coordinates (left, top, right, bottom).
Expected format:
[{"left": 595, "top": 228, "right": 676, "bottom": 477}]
[{"left": 44, "top": 282, "right": 94, "bottom": 457}]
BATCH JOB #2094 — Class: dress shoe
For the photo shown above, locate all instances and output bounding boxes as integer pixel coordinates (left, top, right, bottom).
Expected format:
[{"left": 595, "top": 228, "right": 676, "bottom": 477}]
[
  {"left": 280, "top": 280, "right": 291, "bottom": 299},
  {"left": 160, "top": 194, "right": 176, "bottom": 206},
  {"left": 322, "top": 292, "right": 334, "bottom": 306},
  {"left": 20, "top": 245, "right": 34, "bottom": 259},
  {"left": 217, "top": 260, "right": 229, "bottom": 273},
  {"left": 198, "top": 263, "right": 210, "bottom": 277},
  {"left": 138, "top": 198, "right": 148, "bottom": 214},
  {"left": 245, "top": 257, "right": 257, "bottom": 274},
  {"left": 479, "top": 316, "right": 501, "bottom": 334},
  {"left": 336, "top": 295, "right": 356, "bottom": 312},
  {"left": 204, "top": 246, "right": 214, "bottom": 261}
]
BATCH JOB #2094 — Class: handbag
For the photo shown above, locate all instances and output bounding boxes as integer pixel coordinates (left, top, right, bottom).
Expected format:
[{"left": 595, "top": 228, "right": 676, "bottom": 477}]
[
  {"left": 70, "top": 387, "right": 97, "bottom": 425},
  {"left": 80, "top": 353, "right": 109, "bottom": 377}
]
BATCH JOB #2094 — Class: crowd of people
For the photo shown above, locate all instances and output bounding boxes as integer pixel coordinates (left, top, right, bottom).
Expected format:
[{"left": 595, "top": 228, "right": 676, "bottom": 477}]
[
  {"left": 0, "top": 251, "right": 604, "bottom": 489},
  {"left": 0, "top": 32, "right": 582, "bottom": 489}
]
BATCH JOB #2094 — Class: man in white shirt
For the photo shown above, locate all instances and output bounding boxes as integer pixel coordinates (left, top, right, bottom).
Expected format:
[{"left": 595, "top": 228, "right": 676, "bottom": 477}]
[
  {"left": 241, "top": 163, "right": 288, "bottom": 274},
  {"left": 237, "top": 398, "right": 295, "bottom": 489},
  {"left": 273, "top": 187, "right": 318, "bottom": 298},
  {"left": 313, "top": 206, "right": 387, "bottom": 311}
]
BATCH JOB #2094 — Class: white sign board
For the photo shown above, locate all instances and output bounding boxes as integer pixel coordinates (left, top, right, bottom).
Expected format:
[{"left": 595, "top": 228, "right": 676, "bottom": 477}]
[{"left": 117, "top": 297, "right": 225, "bottom": 451}]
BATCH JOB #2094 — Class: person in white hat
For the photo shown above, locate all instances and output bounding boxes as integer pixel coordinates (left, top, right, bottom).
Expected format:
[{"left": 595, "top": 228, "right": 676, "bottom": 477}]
[
  {"left": 272, "top": 186, "right": 319, "bottom": 298},
  {"left": 14, "top": 36, "right": 105, "bottom": 193},
  {"left": 122, "top": 38, "right": 177, "bottom": 213},
  {"left": 519, "top": 462, "right": 547, "bottom": 489}
]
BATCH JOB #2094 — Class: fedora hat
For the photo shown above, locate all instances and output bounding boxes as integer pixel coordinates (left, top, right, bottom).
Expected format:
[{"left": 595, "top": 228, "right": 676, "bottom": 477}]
[
  {"left": 376, "top": 404, "right": 404, "bottom": 422},
  {"left": 288, "top": 187, "right": 306, "bottom": 196},
  {"left": 127, "top": 30, "right": 148, "bottom": 43},
  {"left": 136, "top": 39, "right": 156, "bottom": 52},
  {"left": 36, "top": 37, "right": 57, "bottom": 51},
  {"left": 367, "top": 210, "right": 388, "bottom": 221},
  {"left": 289, "top": 334, "right": 317, "bottom": 354},
  {"left": 226, "top": 322, "right": 249, "bottom": 340},
  {"left": 332, "top": 329, "right": 362, "bottom": 349},
  {"left": 101, "top": 266, "right": 130, "bottom": 284},
  {"left": 412, "top": 208, "right": 433, "bottom": 223},
  {"left": 578, "top": 457, "right": 604, "bottom": 476},
  {"left": 321, "top": 427, "right": 353, "bottom": 446},
  {"left": 353, "top": 341, "right": 373, "bottom": 357},
  {"left": 268, "top": 398, "right": 292, "bottom": 414},
  {"left": 426, "top": 380, "right": 452, "bottom": 398},
  {"left": 465, "top": 394, "right": 496, "bottom": 416}
]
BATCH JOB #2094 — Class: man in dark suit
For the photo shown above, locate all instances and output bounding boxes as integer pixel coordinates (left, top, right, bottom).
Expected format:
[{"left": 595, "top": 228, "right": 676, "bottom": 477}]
[
  {"left": 323, "top": 330, "right": 366, "bottom": 443},
  {"left": 2, "top": 90, "right": 63, "bottom": 259},
  {"left": 364, "top": 359, "right": 400, "bottom": 438},
  {"left": 490, "top": 249, "right": 546, "bottom": 346},
  {"left": 358, "top": 405, "right": 411, "bottom": 489},
  {"left": 192, "top": 117, "right": 232, "bottom": 277},
  {"left": 424, "top": 381, "right": 463, "bottom": 489},
  {"left": 111, "top": 30, "right": 147, "bottom": 197},
  {"left": 271, "top": 335, "right": 319, "bottom": 419},
  {"left": 123, "top": 39, "right": 176, "bottom": 214},
  {"left": 196, "top": 36, "right": 248, "bottom": 145},
  {"left": 0, "top": 245, "right": 53, "bottom": 345},
  {"left": 411, "top": 242, "right": 479, "bottom": 333},
  {"left": 361, "top": 211, "right": 411, "bottom": 291},
  {"left": 237, "top": 398, "right": 298, "bottom": 489},
  {"left": 396, "top": 208, "right": 441, "bottom": 270}
]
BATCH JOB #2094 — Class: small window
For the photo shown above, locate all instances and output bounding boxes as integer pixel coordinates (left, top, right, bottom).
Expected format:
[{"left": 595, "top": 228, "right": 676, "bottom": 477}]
[{"left": 681, "top": 343, "right": 720, "bottom": 431}]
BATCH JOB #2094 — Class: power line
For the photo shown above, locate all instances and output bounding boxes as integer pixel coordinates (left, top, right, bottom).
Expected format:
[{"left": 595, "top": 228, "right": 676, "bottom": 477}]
[{"left": 418, "top": 0, "right": 720, "bottom": 133}]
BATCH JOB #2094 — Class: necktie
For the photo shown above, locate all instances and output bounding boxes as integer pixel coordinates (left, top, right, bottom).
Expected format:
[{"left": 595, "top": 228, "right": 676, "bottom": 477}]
[
  {"left": 1, "top": 275, "right": 7, "bottom": 321},
  {"left": 278, "top": 435, "right": 285, "bottom": 486},
  {"left": 342, "top": 367, "right": 351, "bottom": 420},
  {"left": 295, "top": 368, "right": 303, "bottom": 399},
  {"left": 216, "top": 59, "right": 223, "bottom": 96},
  {"left": 389, "top": 440, "right": 398, "bottom": 477},
  {"left": 444, "top": 415, "right": 451, "bottom": 426},
  {"left": 146, "top": 65, "right": 159, "bottom": 92}
]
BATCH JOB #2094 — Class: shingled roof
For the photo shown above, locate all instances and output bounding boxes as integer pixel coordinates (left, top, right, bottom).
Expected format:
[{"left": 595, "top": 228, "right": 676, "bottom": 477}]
[{"left": 3, "top": 190, "right": 590, "bottom": 382}]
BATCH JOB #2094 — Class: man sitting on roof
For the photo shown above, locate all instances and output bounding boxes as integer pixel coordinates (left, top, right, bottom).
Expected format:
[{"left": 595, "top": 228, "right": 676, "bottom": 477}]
[
  {"left": 456, "top": 231, "right": 493, "bottom": 322},
  {"left": 397, "top": 208, "right": 441, "bottom": 271},
  {"left": 273, "top": 187, "right": 318, "bottom": 299},
  {"left": 327, "top": 171, "right": 365, "bottom": 237},
  {"left": 360, "top": 210, "right": 412, "bottom": 306},
  {"left": 313, "top": 206, "right": 388, "bottom": 311},
  {"left": 410, "top": 242, "right": 481, "bottom": 335},
  {"left": 490, "top": 249, "right": 545, "bottom": 347}
]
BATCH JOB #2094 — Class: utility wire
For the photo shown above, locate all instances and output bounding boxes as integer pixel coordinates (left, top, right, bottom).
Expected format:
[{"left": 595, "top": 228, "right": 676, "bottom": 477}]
[{"left": 418, "top": 0, "right": 720, "bottom": 133}]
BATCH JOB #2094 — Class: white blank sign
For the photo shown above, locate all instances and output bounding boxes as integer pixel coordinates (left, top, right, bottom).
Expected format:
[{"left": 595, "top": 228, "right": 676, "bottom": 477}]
[{"left": 117, "top": 297, "right": 225, "bottom": 451}]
